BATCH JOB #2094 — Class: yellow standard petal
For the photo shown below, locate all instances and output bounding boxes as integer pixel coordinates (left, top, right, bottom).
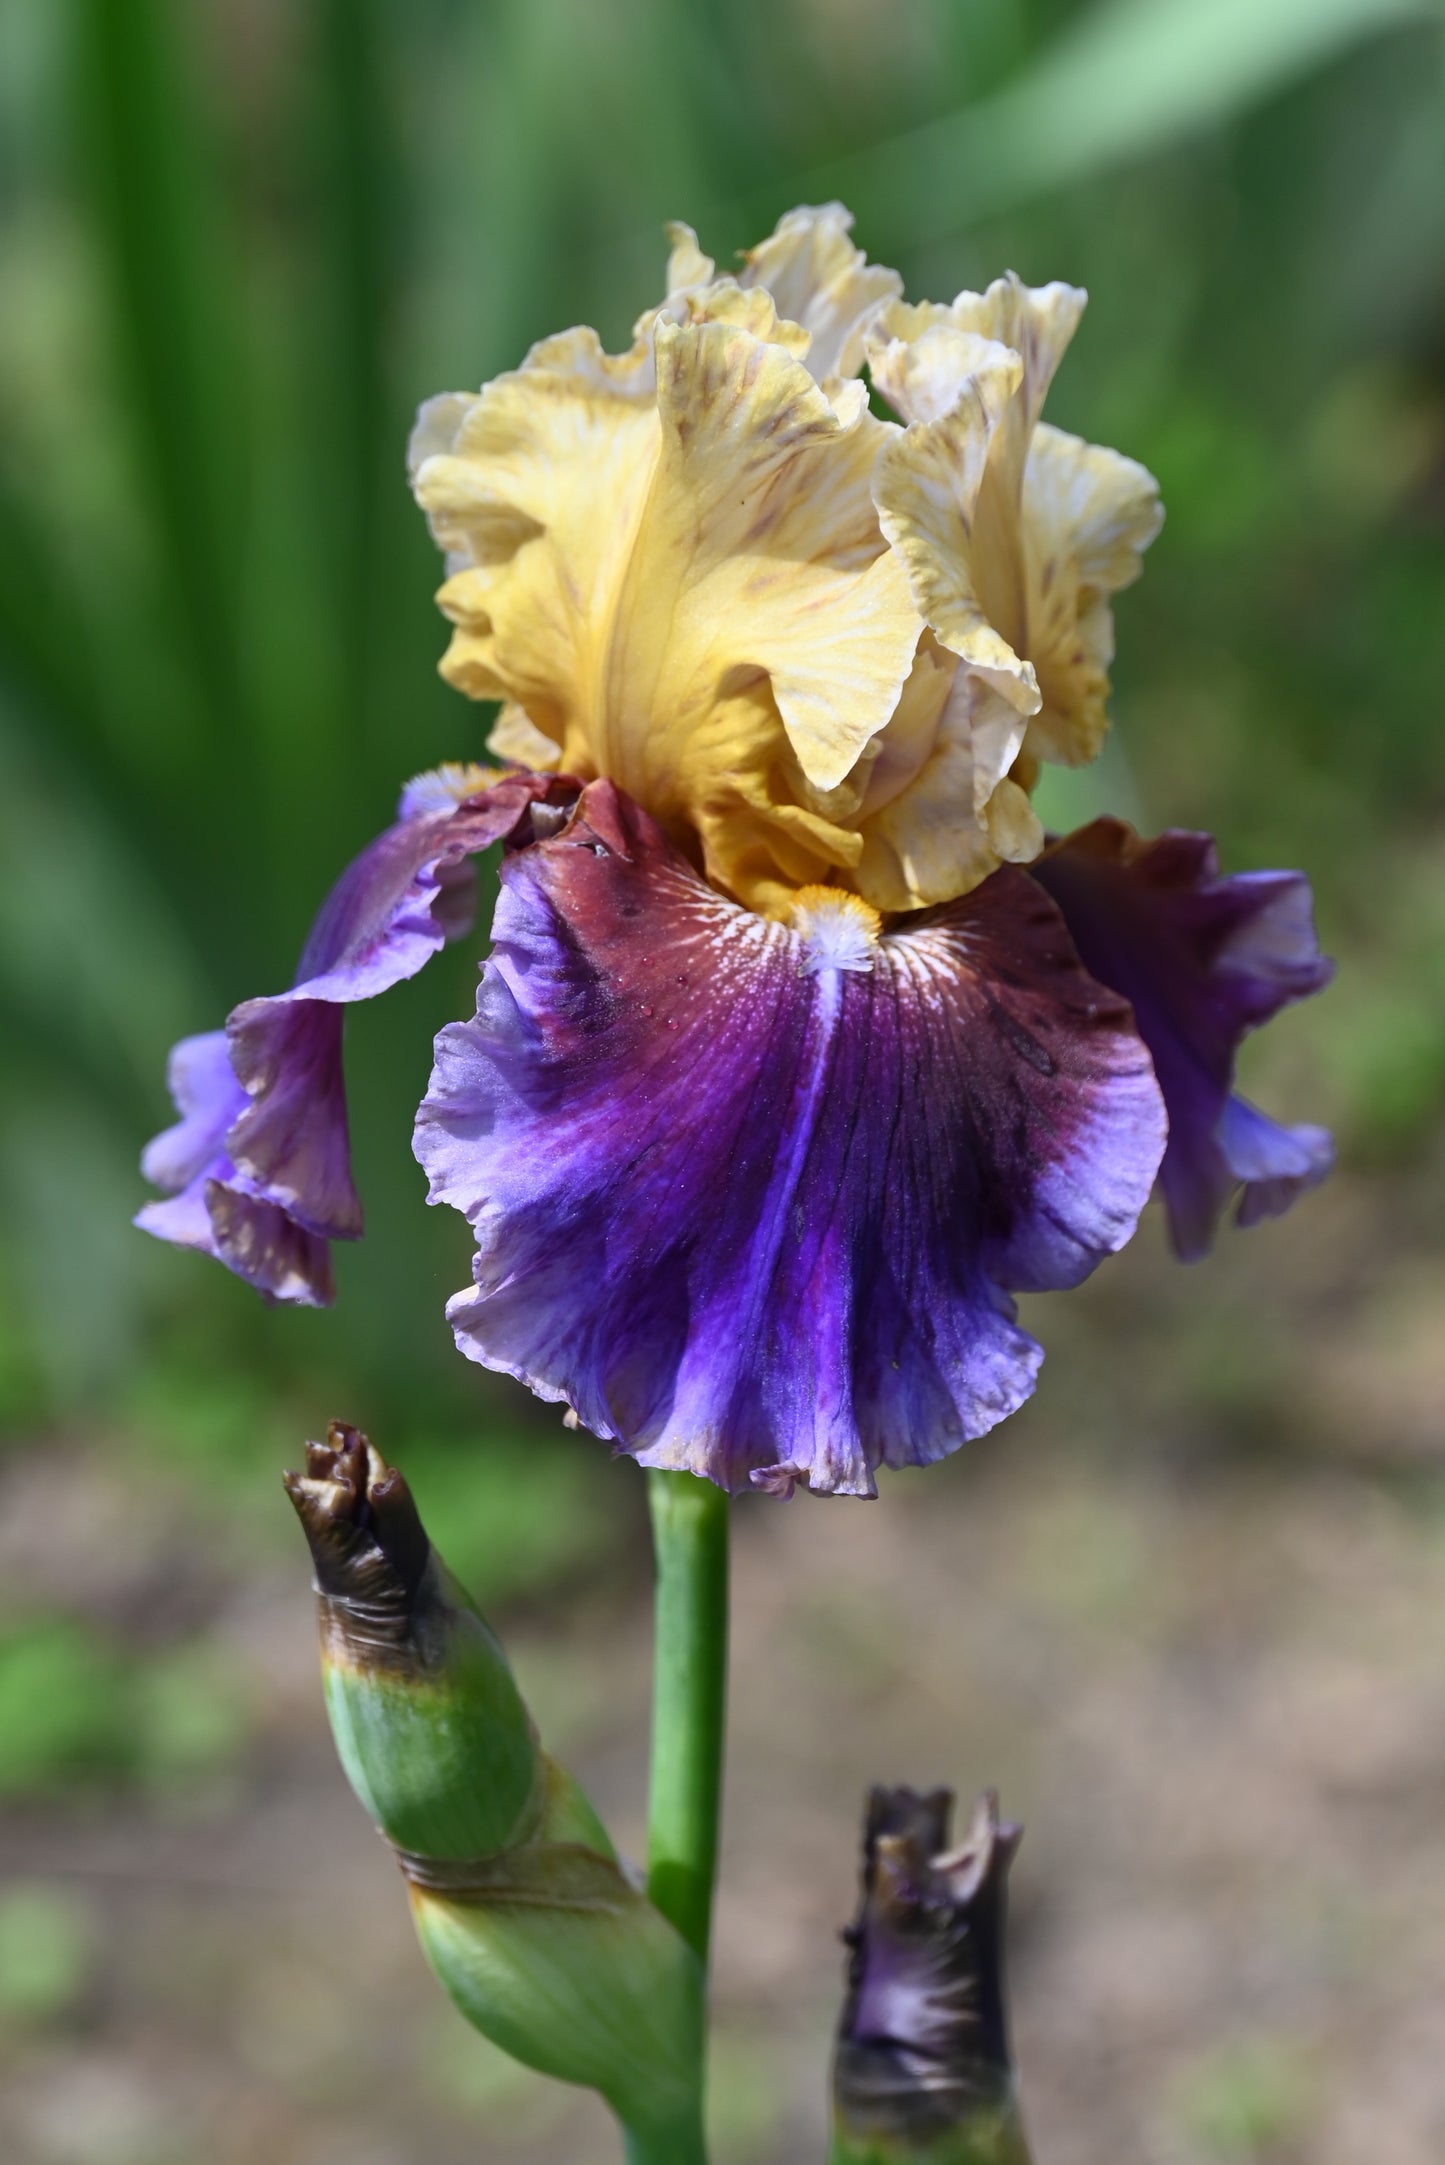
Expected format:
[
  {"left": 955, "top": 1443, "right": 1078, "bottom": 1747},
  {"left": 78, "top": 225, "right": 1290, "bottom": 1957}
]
[
  {"left": 870, "top": 325, "right": 1039, "bottom": 867},
  {"left": 852, "top": 638, "right": 1043, "bottom": 913},
  {"left": 410, "top": 284, "right": 922, "bottom": 912},
  {"left": 661, "top": 220, "right": 716, "bottom": 294},
  {"left": 656, "top": 206, "right": 900, "bottom": 388},
  {"left": 487, "top": 701, "right": 562, "bottom": 772},
  {"left": 736, "top": 202, "right": 902, "bottom": 385},
  {"left": 410, "top": 219, "right": 1158, "bottom": 920},
  {"left": 411, "top": 327, "right": 658, "bottom": 740},
  {"left": 868, "top": 275, "right": 1161, "bottom": 778},
  {"left": 1019, "top": 421, "right": 1165, "bottom": 766}
]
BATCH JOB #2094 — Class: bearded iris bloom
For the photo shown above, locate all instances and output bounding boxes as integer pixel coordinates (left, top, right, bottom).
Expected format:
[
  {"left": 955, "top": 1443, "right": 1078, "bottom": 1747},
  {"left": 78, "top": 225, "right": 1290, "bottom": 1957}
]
[{"left": 139, "top": 204, "right": 1332, "bottom": 1494}]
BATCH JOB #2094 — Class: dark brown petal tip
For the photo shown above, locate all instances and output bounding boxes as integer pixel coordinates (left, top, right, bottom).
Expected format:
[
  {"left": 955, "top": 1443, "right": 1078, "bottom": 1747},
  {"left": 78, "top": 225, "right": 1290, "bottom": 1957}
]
[
  {"left": 864, "top": 1784, "right": 955, "bottom": 1860},
  {"left": 283, "top": 1420, "right": 431, "bottom": 1616}
]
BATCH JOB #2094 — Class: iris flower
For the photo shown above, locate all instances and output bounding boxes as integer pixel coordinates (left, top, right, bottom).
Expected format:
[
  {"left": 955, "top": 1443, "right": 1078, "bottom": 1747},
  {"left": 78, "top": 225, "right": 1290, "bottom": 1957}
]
[{"left": 139, "top": 205, "right": 1332, "bottom": 1495}]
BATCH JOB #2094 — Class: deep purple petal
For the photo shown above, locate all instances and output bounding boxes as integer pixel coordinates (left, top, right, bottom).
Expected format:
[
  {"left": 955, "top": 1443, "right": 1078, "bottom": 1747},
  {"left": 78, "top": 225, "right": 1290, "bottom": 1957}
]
[
  {"left": 225, "top": 1000, "right": 357, "bottom": 1237},
  {"left": 138, "top": 767, "right": 574, "bottom": 1302},
  {"left": 135, "top": 1027, "right": 330, "bottom": 1303},
  {"left": 414, "top": 782, "right": 1165, "bottom": 1496},
  {"left": 1032, "top": 819, "right": 1334, "bottom": 1261},
  {"left": 295, "top": 768, "right": 574, "bottom": 996}
]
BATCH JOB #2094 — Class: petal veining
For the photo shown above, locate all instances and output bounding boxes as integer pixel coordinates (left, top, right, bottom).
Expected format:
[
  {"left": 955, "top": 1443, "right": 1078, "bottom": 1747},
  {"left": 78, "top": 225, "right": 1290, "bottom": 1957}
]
[
  {"left": 414, "top": 782, "right": 1165, "bottom": 1495},
  {"left": 619, "top": 316, "right": 919, "bottom": 799}
]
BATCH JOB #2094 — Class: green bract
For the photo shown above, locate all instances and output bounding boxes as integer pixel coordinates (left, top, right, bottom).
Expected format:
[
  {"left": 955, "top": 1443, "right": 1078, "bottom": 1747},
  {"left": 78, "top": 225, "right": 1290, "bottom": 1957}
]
[{"left": 285, "top": 1424, "right": 706, "bottom": 2164}]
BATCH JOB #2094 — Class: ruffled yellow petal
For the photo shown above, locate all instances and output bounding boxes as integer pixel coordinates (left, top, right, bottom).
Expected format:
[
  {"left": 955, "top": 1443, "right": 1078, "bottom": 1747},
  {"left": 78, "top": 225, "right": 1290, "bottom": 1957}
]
[
  {"left": 412, "top": 329, "right": 658, "bottom": 749},
  {"left": 867, "top": 275, "right": 1160, "bottom": 779},
  {"left": 636, "top": 275, "right": 813, "bottom": 365},
  {"left": 654, "top": 206, "right": 899, "bottom": 387},
  {"left": 411, "top": 219, "right": 1159, "bottom": 918},
  {"left": 608, "top": 316, "right": 920, "bottom": 799},
  {"left": 410, "top": 297, "right": 921, "bottom": 911},
  {"left": 867, "top": 307, "right": 998, "bottom": 426},
  {"left": 943, "top": 275, "right": 1086, "bottom": 502},
  {"left": 737, "top": 202, "right": 901, "bottom": 385},
  {"left": 1019, "top": 422, "right": 1164, "bottom": 766},
  {"left": 984, "top": 776, "right": 1043, "bottom": 858},
  {"left": 871, "top": 330, "right": 1037, "bottom": 721},
  {"left": 680, "top": 685, "right": 870, "bottom": 918},
  {"left": 662, "top": 220, "right": 715, "bottom": 293},
  {"left": 852, "top": 644, "right": 1042, "bottom": 912}
]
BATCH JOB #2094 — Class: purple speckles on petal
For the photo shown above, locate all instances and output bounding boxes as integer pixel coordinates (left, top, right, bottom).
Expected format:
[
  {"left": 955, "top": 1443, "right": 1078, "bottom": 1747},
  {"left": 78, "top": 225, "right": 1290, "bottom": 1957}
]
[
  {"left": 414, "top": 782, "right": 1165, "bottom": 1495},
  {"left": 137, "top": 768, "right": 575, "bottom": 1303},
  {"left": 1032, "top": 819, "right": 1334, "bottom": 1260}
]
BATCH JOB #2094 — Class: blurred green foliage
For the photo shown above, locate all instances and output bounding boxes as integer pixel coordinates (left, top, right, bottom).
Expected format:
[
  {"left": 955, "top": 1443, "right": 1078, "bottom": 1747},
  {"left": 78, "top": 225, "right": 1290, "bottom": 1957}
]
[
  {"left": 0, "top": 1615, "right": 250, "bottom": 1797},
  {"left": 0, "top": 0, "right": 1441, "bottom": 1462},
  {"left": 0, "top": 1881, "right": 94, "bottom": 2028},
  {"left": 1172, "top": 2037, "right": 1313, "bottom": 2158}
]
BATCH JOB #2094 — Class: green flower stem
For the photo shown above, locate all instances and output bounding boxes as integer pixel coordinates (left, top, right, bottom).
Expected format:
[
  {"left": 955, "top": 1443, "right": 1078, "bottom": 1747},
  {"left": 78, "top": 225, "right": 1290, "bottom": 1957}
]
[
  {"left": 622, "top": 2107, "right": 711, "bottom": 2165},
  {"left": 645, "top": 1470, "right": 730, "bottom": 1971}
]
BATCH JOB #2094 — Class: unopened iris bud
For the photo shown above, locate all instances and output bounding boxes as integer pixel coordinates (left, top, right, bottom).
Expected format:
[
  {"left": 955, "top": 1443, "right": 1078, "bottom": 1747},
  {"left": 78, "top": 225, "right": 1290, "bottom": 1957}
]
[
  {"left": 831, "top": 1786, "right": 1033, "bottom": 2165},
  {"left": 285, "top": 1421, "right": 544, "bottom": 1858},
  {"left": 285, "top": 1425, "right": 705, "bottom": 2158}
]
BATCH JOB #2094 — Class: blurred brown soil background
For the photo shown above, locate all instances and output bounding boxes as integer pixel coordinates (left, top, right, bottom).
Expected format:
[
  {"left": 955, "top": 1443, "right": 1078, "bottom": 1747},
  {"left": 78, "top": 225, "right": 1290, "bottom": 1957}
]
[{"left": 3, "top": 1146, "right": 1444, "bottom": 2165}]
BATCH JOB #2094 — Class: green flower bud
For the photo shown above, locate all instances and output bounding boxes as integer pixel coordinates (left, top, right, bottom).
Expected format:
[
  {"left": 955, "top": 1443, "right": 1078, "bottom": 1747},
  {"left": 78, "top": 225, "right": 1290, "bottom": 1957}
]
[
  {"left": 285, "top": 1424, "right": 705, "bottom": 2159},
  {"left": 831, "top": 1787, "right": 1033, "bottom": 2165},
  {"left": 285, "top": 1422, "right": 542, "bottom": 1859}
]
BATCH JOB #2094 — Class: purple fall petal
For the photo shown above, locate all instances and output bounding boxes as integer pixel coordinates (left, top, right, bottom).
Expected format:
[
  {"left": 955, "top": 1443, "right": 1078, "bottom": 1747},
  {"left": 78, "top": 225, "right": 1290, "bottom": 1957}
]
[
  {"left": 1223, "top": 1097, "right": 1334, "bottom": 1230},
  {"left": 134, "top": 1031, "right": 334, "bottom": 1304},
  {"left": 202, "top": 1186, "right": 337, "bottom": 1305},
  {"left": 225, "top": 1002, "right": 357, "bottom": 1238},
  {"left": 138, "top": 768, "right": 574, "bottom": 1302},
  {"left": 1031, "top": 820, "right": 1334, "bottom": 1260},
  {"left": 414, "top": 781, "right": 1165, "bottom": 1496},
  {"left": 139, "top": 1030, "right": 246, "bottom": 1192}
]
